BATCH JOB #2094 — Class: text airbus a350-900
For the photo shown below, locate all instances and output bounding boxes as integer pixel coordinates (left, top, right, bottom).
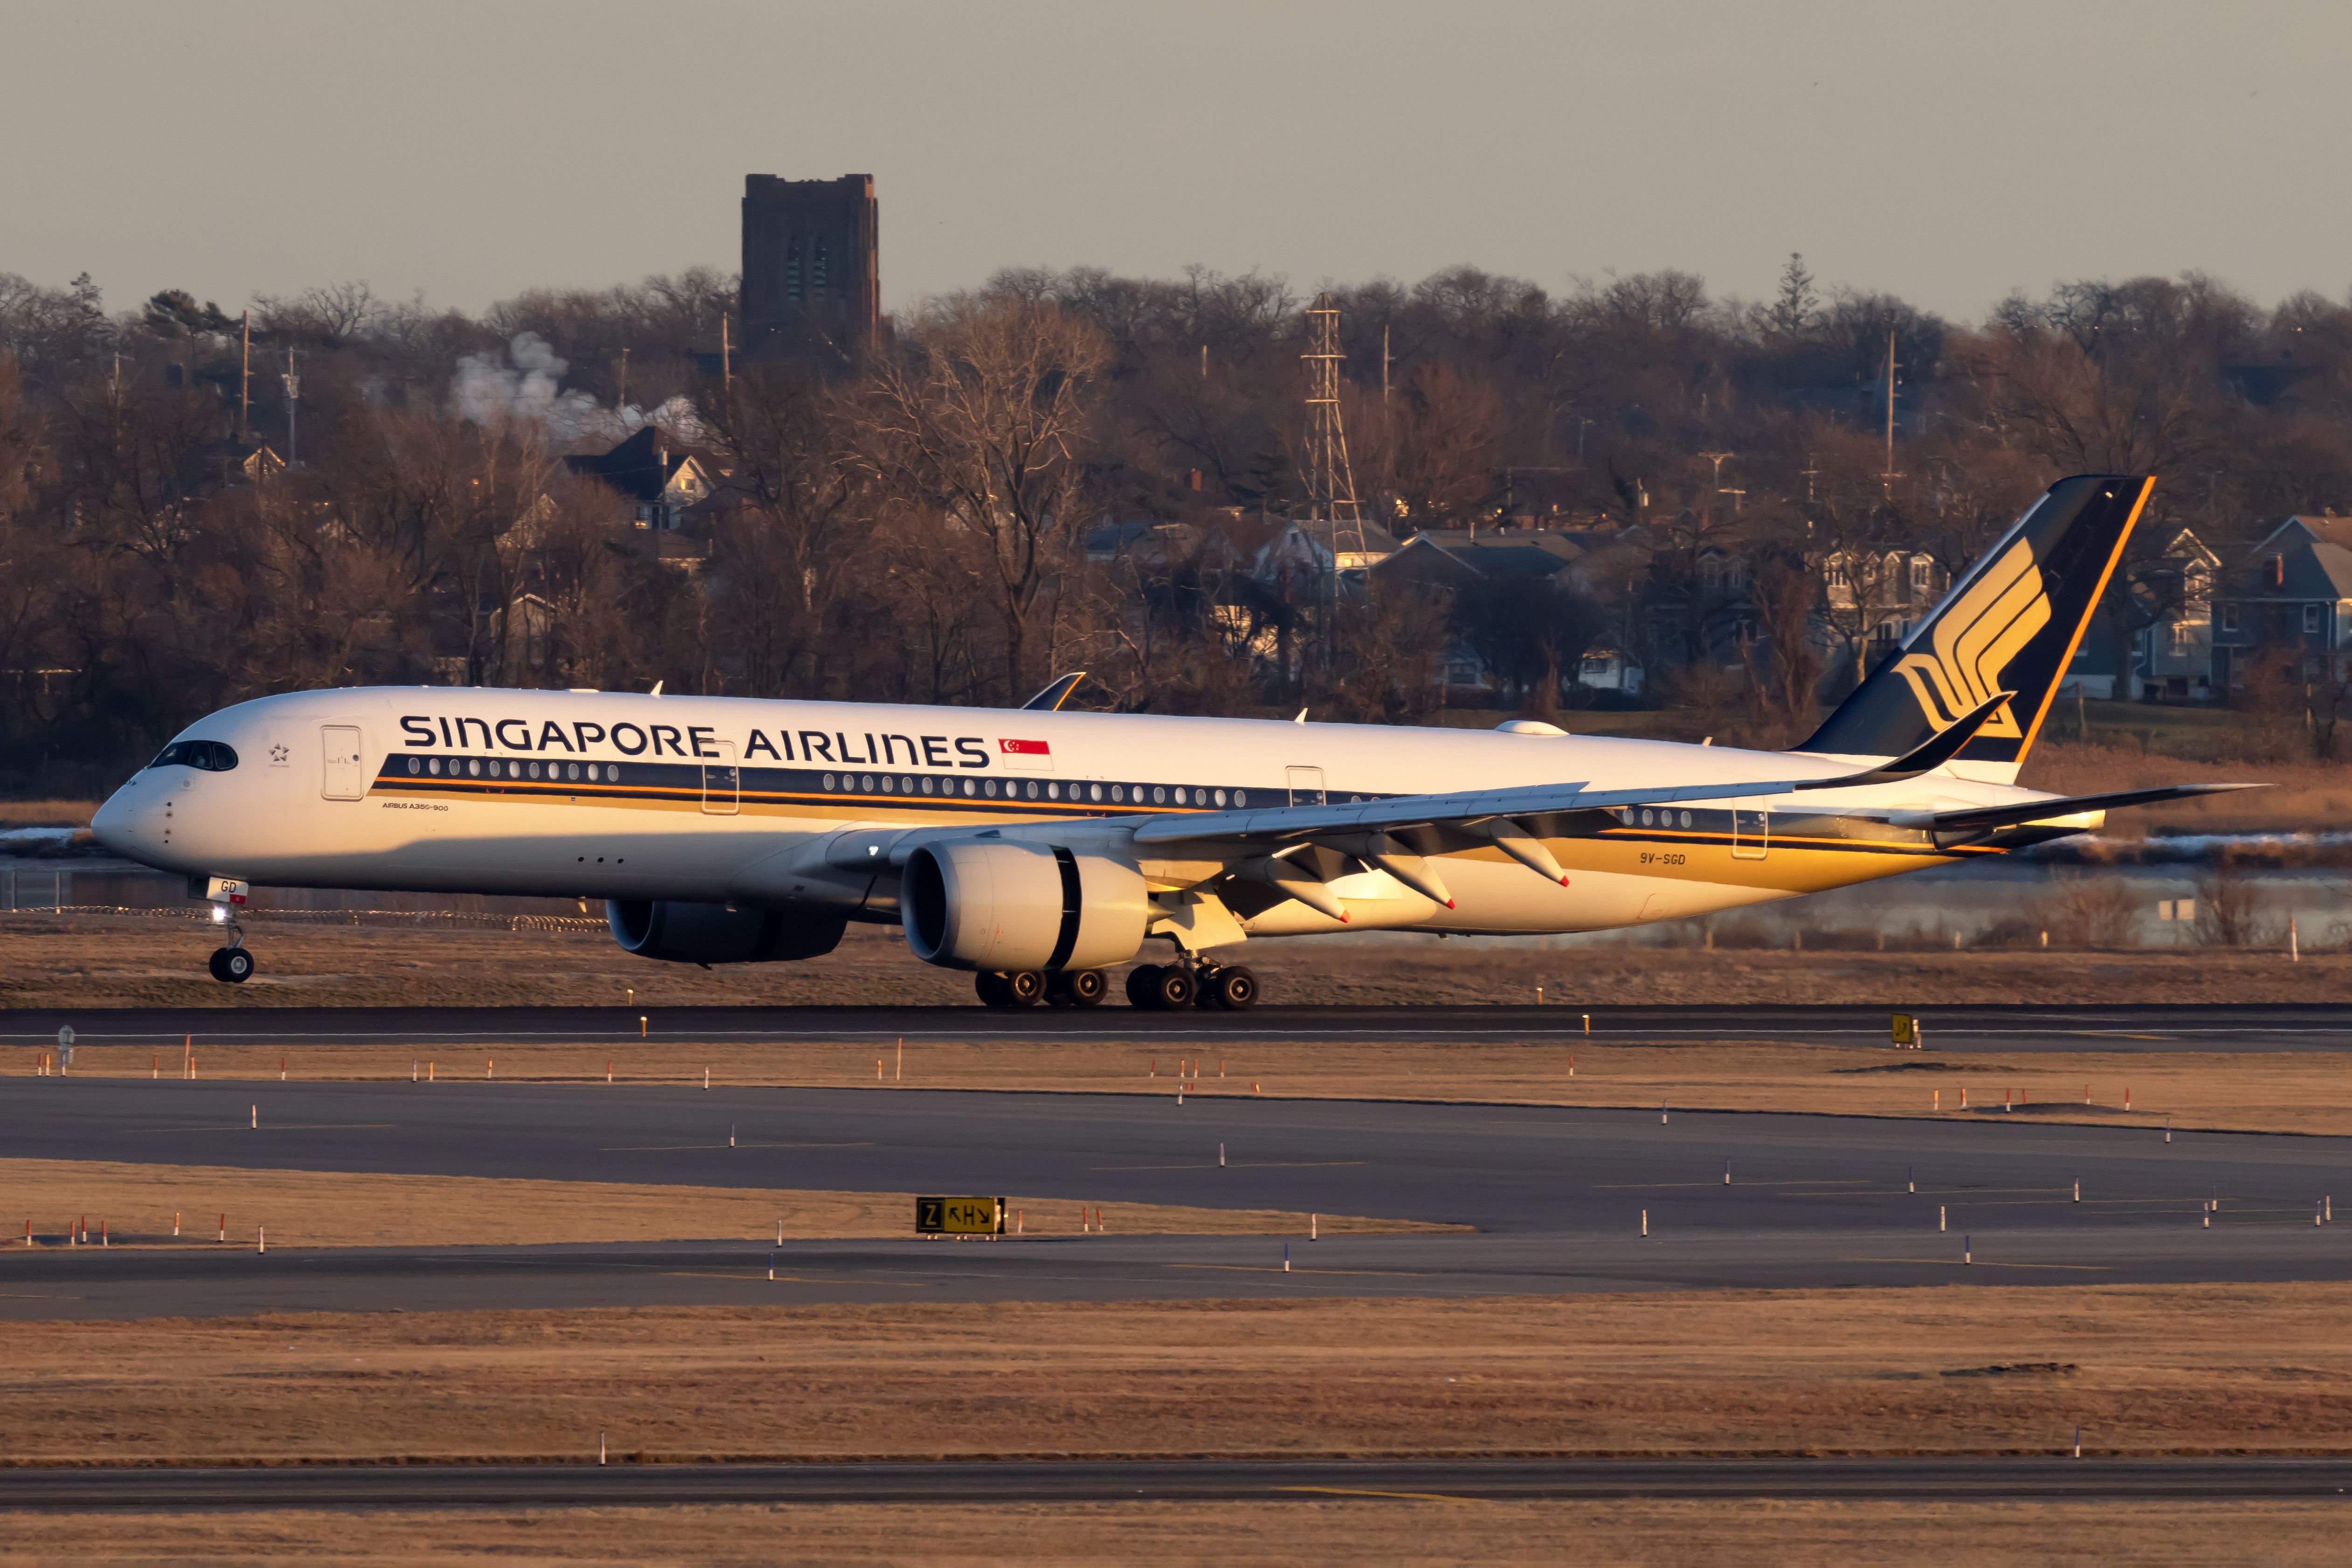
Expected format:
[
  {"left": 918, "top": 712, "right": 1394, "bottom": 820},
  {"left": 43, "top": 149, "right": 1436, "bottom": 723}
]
[{"left": 92, "top": 476, "right": 2249, "bottom": 1009}]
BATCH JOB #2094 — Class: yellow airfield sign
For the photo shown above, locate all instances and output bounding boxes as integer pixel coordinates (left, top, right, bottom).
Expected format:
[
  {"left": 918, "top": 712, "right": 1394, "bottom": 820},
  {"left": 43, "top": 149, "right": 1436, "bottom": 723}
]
[{"left": 916, "top": 1196, "right": 1003, "bottom": 1235}]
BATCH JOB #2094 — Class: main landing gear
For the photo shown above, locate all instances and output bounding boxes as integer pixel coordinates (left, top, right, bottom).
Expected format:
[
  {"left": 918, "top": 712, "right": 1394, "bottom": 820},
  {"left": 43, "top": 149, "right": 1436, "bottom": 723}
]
[
  {"left": 1127, "top": 960, "right": 1258, "bottom": 1011},
  {"left": 974, "top": 968, "right": 1109, "bottom": 1009}
]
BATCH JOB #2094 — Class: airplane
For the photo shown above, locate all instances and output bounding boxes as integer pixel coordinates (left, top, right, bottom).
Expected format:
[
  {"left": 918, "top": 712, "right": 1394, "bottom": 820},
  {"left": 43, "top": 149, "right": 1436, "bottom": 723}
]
[{"left": 90, "top": 473, "right": 2249, "bottom": 1009}]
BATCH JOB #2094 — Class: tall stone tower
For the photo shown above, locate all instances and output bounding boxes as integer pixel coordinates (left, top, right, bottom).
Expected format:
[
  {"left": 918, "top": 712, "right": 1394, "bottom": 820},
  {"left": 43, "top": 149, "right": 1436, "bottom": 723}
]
[{"left": 739, "top": 174, "right": 879, "bottom": 366}]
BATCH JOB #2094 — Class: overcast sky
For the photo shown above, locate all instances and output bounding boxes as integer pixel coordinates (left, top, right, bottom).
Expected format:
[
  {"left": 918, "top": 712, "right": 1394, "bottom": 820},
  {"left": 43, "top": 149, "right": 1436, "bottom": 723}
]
[{"left": 5, "top": 0, "right": 2348, "bottom": 325}]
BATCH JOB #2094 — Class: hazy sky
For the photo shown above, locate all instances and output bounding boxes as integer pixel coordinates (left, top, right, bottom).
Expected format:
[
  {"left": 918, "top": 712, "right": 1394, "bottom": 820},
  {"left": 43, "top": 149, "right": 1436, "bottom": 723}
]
[{"left": 6, "top": 0, "right": 2349, "bottom": 325}]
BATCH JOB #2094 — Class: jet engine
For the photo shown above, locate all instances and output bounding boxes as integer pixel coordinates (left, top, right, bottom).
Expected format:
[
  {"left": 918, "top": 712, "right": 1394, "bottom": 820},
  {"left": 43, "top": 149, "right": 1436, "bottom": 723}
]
[
  {"left": 900, "top": 840, "right": 1148, "bottom": 972},
  {"left": 605, "top": 900, "right": 846, "bottom": 964}
]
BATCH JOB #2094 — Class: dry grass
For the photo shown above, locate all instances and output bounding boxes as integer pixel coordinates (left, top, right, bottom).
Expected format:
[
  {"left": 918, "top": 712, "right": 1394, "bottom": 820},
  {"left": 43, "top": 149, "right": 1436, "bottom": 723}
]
[
  {"left": 0, "top": 1158, "right": 1445, "bottom": 1248},
  {"left": 2021, "top": 740, "right": 2352, "bottom": 835},
  {"left": 2, "top": 911, "right": 2346, "bottom": 1011},
  {"left": 0, "top": 798, "right": 96, "bottom": 829},
  {"left": 31, "top": 1035, "right": 2352, "bottom": 1138},
  {"left": 6, "top": 1284, "right": 2352, "bottom": 1466},
  {"left": 0, "top": 1499, "right": 2345, "bottom": 1566}
]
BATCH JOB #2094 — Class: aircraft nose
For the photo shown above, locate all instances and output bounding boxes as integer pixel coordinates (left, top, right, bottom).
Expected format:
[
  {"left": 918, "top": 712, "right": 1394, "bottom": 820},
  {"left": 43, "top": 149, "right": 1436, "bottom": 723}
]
[{"left": 90, "top": 783, "right": 138, "bottom": 854}]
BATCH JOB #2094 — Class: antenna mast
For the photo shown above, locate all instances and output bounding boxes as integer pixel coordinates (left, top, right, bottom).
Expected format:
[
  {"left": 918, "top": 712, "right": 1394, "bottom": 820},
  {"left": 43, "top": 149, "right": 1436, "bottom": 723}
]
[{"left": 1300, "top": 293, "right": 1365, "bottom": 666}]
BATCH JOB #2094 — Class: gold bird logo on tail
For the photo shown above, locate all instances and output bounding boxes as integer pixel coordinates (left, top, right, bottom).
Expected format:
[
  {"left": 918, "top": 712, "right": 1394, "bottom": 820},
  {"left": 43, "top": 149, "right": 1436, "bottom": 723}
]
[{"left": 1889, "top": 539, "right": 2049, "bottom": 740}]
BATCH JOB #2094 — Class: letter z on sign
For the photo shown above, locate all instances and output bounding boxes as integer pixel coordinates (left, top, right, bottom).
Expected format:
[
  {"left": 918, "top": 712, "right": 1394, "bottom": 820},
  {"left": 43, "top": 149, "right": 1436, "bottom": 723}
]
[{"left": 998, "top": 737, "right": 1053, "bottom": 774}]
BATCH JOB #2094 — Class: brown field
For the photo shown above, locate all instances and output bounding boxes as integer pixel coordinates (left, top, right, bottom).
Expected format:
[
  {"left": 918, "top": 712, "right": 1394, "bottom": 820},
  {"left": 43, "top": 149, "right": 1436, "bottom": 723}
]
[
  {"left": 0, "top": 1159, "right": 1449, "bottom": 1250},
  {"left": 1, "top": 1499, "right": 2346, "bottom": 1566},
  {"left": 25, "top": 1030, "right": 2352, "bottom": 1138},
  {"left": 1, "top": 910, "right": 2344, "bottom": 1013},
  {"left": 7, "top": 1283, "right": 2351, "bottom": 1465}
]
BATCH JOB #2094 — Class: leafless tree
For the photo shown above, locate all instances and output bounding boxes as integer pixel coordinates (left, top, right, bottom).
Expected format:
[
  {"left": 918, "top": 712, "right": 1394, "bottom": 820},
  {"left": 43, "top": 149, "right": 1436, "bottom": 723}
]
[{"left": 851, "top": 294, "right": 1109, "bottom": 700}]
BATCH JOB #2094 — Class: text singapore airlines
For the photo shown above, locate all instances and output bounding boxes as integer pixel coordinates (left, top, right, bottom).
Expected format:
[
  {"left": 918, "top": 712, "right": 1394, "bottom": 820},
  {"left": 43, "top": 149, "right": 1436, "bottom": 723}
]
[{"left": 90, "top": 476, "right": 2249, "bottom": 1010}]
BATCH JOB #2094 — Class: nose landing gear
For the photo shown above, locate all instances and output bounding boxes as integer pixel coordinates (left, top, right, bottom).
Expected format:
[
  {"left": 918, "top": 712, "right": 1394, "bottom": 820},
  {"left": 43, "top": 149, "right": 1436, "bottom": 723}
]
[{"left": 207, "top": 916, "right": 254, "bottom": 983}]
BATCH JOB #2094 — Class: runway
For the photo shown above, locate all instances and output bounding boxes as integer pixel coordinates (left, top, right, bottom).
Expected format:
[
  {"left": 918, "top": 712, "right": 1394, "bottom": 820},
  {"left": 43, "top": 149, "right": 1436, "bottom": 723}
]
[
  {"left": 2, "top": 1075, "right": 2348, "bottom": 1318},
  {"left": 4, "top": 1456, "right": 2350, "bottom": 1507},
  {"left": 8, "top": 1002, "right": 2352, "bottom": 1052}
]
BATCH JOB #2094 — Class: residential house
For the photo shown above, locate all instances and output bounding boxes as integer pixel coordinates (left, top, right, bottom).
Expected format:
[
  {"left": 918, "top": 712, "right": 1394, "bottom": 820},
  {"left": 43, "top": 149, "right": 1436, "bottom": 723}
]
[
  {"left": 563, "top": 426, "right": 712, "bottom": 531},
  {"left": 1819, "top": 546, "right": 1950, "bottom": 684},
  {"left": 2131, "top": 527, "right": 2220, "bottom": 700},
  {"left": 2209, "top": 515, "right": 2352, "bottom": 695}
]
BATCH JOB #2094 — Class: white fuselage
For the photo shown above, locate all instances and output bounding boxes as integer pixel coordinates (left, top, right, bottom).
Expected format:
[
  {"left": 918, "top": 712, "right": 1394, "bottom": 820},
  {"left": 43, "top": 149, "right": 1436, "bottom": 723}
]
[{"left": 90, "top": 687, "right": 2055, "bottom": 943}]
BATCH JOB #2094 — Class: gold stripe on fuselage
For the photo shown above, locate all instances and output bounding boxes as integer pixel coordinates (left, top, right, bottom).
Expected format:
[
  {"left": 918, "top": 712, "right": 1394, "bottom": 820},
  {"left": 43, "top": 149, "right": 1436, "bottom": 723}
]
[{"left": 371, "top": 777, "right": 1979, "bottom": 899}]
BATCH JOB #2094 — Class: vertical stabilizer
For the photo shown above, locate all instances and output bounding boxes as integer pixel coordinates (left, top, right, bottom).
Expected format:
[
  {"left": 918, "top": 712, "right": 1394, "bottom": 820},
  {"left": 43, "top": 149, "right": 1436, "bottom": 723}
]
[{"left": 1796, "top": 474, "right": 2153, "bottom": 783}]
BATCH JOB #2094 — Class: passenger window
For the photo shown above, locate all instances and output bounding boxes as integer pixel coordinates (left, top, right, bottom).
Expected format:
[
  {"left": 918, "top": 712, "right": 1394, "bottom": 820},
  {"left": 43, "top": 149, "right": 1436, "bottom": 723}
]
[
  {"left": 1025, "top": 781, "right": 1039, "bottom": 800},
  {"left": 407, "top": 757, "right": 421, "bottom": 775},
  {"left": 1640, "top": 808, "right": 1653, "bottom": 826},
  {"left": 1110, "top": 785, "right": 1123, "bottom": 802},
  {"left": 963, "top": 779, "right": 975, "bottom": 796},
  {"left": 1234, "top": 790, "right": 1247, "bottom": 807},
  {"left": 880, "top": 776, "right": 895, "bottom": 794},
  {"left": 1214, "top": 789, "right": 1227, "bottom": 806},
  {"left": 985, "top": 779, "right": 998, "bottom": 798},
  {"left": 1173, "top": 787, "right": 1187, "bottom": 805},
  {"left": 861, "top": 774, "right": 874, "bottom": 792},
  {"left": 1153, "top": 786, "right": 1165, "bottom": 804},
  {"left": 1047, "top": 782, "right": 1059, "bottom": 800},
  {"left": 1680, "top": 810, "right": 1692, "bottom": 829},
  {"left": 1090, "top": 783, "right": 1103, "bottom": 802}
]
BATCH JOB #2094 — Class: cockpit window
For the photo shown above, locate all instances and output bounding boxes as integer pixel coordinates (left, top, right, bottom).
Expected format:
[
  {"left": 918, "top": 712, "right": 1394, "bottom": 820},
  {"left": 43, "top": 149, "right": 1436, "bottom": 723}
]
[{"left": 148, "top": 739, "right": 239, "bottom": 772}]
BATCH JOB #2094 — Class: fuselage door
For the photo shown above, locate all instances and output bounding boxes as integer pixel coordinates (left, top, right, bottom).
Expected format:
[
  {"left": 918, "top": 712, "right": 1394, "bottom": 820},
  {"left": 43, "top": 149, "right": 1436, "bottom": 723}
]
[
  {"left": 320, "top": 725, "right": 365, "bottom": 801},
  {"left": 1286, "top": 766, "right": 1326, "bottom": 807},
  {"left": 702, "top": 740, "right": 740, "bottom": 815},
  {"left": 1731, "top": 807, "right": 1769, "bottom": 860}
]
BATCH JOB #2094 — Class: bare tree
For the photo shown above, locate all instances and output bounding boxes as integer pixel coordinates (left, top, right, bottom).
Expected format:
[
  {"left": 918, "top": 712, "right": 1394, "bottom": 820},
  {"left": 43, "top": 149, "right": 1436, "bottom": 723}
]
[{"left": 852, "top": 294, "right": 1109, "bottom": 700}]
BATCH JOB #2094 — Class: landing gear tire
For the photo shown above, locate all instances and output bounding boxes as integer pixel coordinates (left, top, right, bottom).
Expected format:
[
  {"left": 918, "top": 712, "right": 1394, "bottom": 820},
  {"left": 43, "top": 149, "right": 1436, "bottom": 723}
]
[
  {"left": 208, "top": 946, "right": 254, "bottom": 984},
  {"left": 1125, "top": 964, "right": 1165, "bottom": 1008},
  {"left": 1048, "top": 969, "right": 1108, "bottom": 1008},
  {"left": 1003, "top": 969, "right": 1047, "bottom": 1007},
  {"left": 1205, "top": 965, "right": 1258, "bottom": 1011},
  {"left": 975, "top": 971, "right": 1011, "bottom": 1008},
  {"left": 1143, "top": 965, "right": 1195, "bottom": 1010}
]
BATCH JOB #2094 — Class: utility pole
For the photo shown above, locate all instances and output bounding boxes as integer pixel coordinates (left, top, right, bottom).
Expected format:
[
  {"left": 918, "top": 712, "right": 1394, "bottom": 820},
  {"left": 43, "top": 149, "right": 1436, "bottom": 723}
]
[
  {"left": 1200, "top": 343, "right": 1207, "bottom": 380},
  {"left": 282, "top": 348, "right": 300, "bottom": 469},
  {"left": 239, "top": 311, "right": 251, "bottom": 443},
  {"left": 719, "top": 316, "right": 731, "bottom": 393},
  {"left": 617, "top": 346, "right": 630, "bottom": 413},
  {"left": 1881, "top": 329, "right": 1902, "bottom": 497},
  {"left": 1381, "top": 324, "right": 1391, "bottom": 404}
]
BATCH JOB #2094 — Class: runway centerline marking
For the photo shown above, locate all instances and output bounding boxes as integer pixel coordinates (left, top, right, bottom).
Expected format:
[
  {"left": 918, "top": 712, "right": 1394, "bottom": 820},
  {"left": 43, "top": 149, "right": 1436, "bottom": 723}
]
[
  {"left": 1278, "top": 1485, "right": 1485, "bottom": 1503},
  {"left": 598, "top": 1142, "right": 876, "bottom": 1152},
  {"left": 118, "top": 1124, "right": 400, "bottom": 1133},
  {"left": 1166, "top": 1264, "right": 1440, "bottom": 1279},
  {"left": 1845, "top": 1257, "right": 2110, "bottom": 1271},
  {"left": 1089, "top": 1160, "right": 1368, "bottom": 1172}
]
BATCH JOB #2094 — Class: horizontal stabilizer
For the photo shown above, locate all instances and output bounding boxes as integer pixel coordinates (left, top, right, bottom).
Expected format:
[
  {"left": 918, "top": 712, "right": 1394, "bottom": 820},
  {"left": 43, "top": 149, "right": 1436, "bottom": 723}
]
[{"left": 1904, "top": 782, "right": 2266, "bottom": 835}]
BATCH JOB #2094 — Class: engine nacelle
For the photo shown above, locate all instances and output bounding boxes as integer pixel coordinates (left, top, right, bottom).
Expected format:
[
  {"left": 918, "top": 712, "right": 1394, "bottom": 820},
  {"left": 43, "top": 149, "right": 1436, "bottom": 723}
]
[
  {"left": 900, "top": 840, "right": 1148, "bottom": 972},
  {"left": 605, "top": 900, "right": 846, "bottom": 965}
]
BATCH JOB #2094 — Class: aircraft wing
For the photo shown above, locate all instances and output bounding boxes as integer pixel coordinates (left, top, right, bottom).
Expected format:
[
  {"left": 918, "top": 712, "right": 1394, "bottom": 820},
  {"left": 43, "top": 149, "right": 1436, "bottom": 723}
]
[{"left": 1131, "top": 690, "right": 2019, "bottom": 853}]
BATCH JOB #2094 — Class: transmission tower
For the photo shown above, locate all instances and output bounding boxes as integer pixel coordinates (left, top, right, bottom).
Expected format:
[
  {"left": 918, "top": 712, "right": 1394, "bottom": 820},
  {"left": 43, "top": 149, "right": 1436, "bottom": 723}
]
[
  {"left": 1300, "top": 292, "right": 1365, "bottom": 551},
  {"left": 1298, "top": 293, "right": 1366, "bottom": 672}
]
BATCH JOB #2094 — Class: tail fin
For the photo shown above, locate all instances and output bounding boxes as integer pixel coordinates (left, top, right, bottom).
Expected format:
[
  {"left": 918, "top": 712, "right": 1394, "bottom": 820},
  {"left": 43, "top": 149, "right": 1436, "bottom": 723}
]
[{"left": 1795, "top": 474, "right": 2153, "bottom": 783}]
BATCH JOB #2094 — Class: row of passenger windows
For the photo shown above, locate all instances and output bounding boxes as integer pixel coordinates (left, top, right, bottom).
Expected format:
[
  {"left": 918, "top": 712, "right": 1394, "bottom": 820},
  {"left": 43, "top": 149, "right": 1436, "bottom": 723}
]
[
  {"left": 821, "top": 773, "right": 1247, "bottom": 808},
  {"left": 1623, "top": 807, "right": 1697, "bottom": 829},
  {"left": 407, "top": 755, "right": 618, "bottom": 783}
]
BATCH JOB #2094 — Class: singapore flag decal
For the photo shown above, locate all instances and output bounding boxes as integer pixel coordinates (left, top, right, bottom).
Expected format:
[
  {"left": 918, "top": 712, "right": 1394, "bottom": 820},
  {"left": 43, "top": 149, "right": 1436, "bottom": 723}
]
[{"left": 998, "top": 737, "right": 1053, "bottom": 772}]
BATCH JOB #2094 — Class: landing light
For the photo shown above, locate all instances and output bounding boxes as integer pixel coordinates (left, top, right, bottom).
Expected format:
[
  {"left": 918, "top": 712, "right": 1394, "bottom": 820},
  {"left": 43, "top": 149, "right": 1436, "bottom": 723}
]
[{"left": 210, "top": 905, "right": 228, "bottom": 924}]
